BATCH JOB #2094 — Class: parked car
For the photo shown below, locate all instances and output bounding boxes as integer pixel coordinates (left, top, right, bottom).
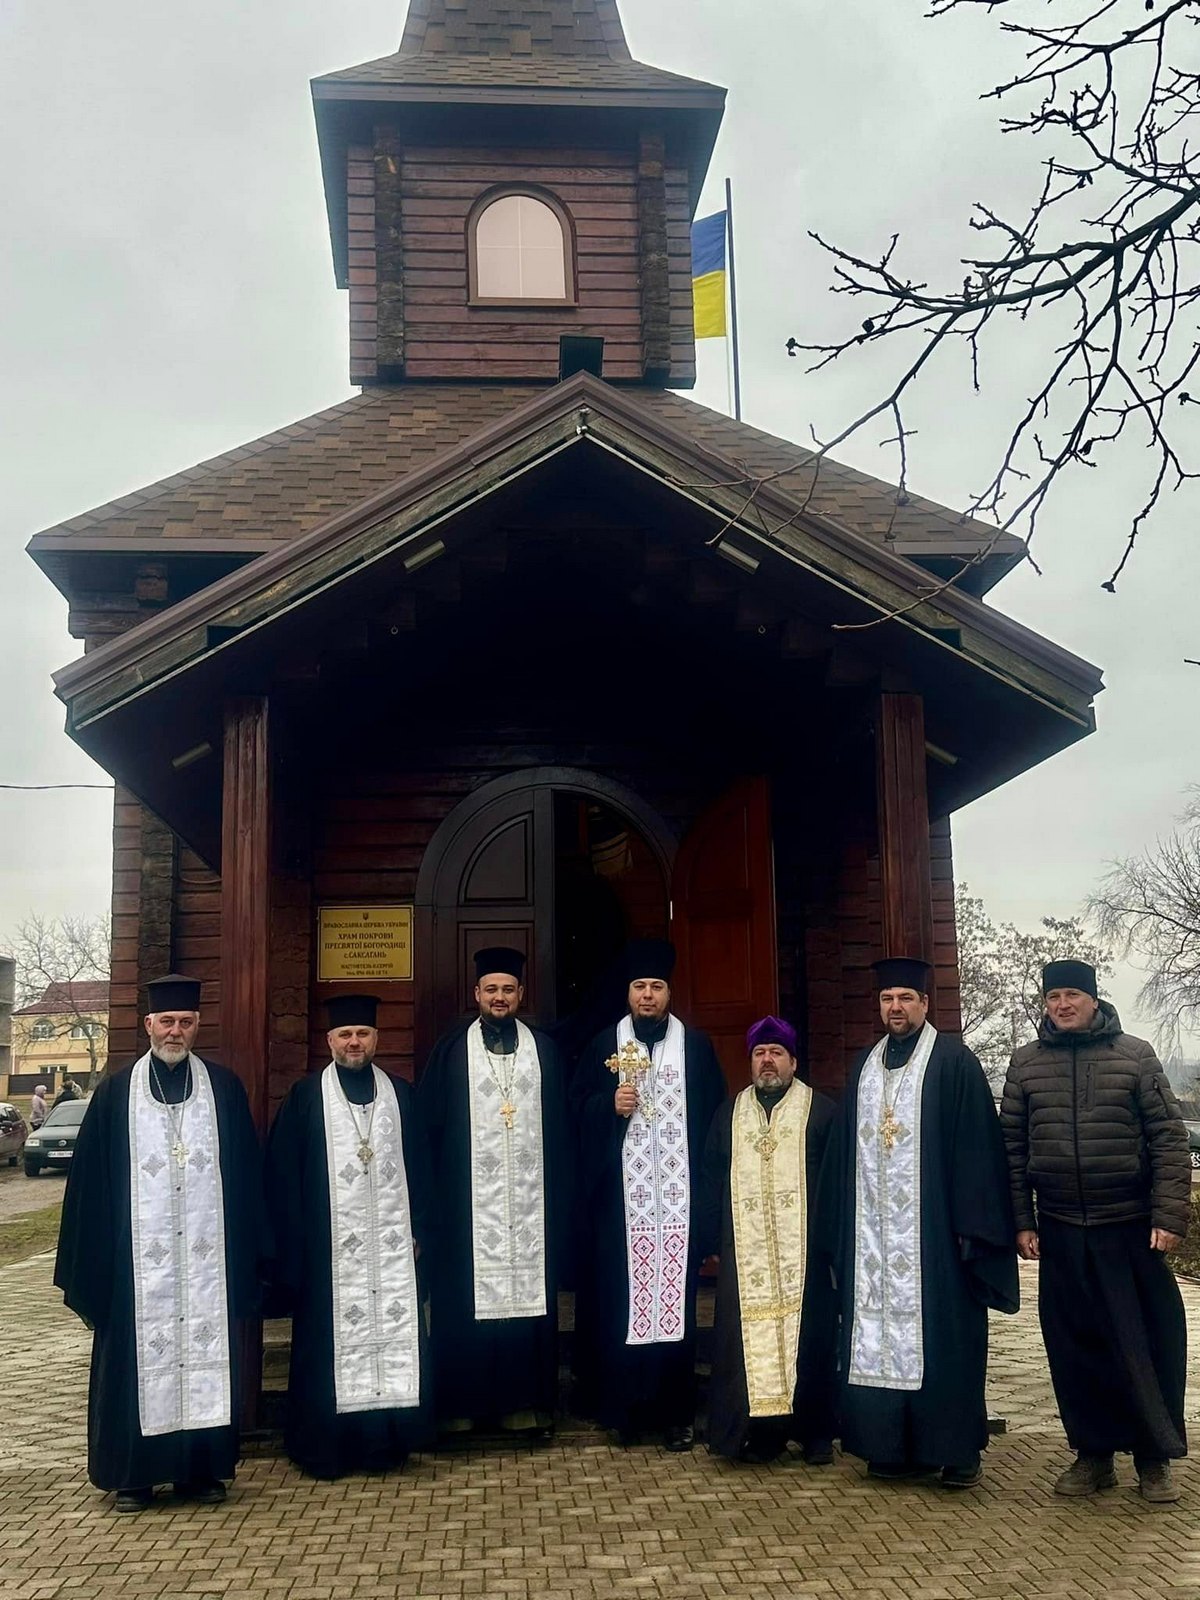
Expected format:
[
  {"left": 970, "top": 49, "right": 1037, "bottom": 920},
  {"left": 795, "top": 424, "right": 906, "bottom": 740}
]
[
  {"left": 24, "top": 1097, "right": 90, "bottom": 1177},
  {"left": 0, "top": 1103, "right": 27, "bottom": 1167},
  {"left": 1186, "top": 1120, "right": 1200, "bottom": 1172}
]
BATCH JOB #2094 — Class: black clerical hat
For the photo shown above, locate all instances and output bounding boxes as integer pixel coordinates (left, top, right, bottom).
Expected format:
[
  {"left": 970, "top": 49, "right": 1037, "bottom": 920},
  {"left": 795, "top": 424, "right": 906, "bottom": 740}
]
[
  {"left": 625, "top": 939, "right": 676, "bottom": 983},
  {"left": 872, "top": 957, "right": 932, "bottom": 993},
  {"left": 1041, "top": 959, "right": 1098, "bottom": 999},
  {"left": 146, "top": 973, "right": 202, "bottom": 1013},
  {"left": 326, "top": 994, "right": 380, "bottom": 1029},
  {"left": 474, "top": 947, "right": 526, "bottom": 982}
]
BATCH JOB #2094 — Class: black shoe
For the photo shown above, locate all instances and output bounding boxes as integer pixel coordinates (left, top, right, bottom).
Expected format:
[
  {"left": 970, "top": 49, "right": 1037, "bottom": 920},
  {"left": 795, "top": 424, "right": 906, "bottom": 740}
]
[
  {"left": 941, "top": 1457, "right": 983, "bottom": 1489},
  {"left": 664, "top": 1425, "right": 695, "bottom": 1453},
  {"left": 738, "top": 1439, "right": 782, "bottom": 1465},
  {"left": 175, "top": 1478, "right": 226, "bottom": 1504},
  {"left": 616, "top": 1426, "right": 642, "bottom": 1448},
  {"left": 802, "top": 1440, "right": 835, "bottom": 1466},
  {"left": 115, "top": 1487, "right": 153, "bottom": 1514}
]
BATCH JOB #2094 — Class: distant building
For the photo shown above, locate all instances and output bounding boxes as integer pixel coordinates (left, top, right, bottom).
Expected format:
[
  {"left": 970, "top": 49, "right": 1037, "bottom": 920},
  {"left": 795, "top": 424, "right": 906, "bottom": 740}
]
[
  {"left": 7, "top": 981, "right": 109, "bottom": 1098},
  {"left": 0, "top": 956, "right": 13, "bottom": 1089}
]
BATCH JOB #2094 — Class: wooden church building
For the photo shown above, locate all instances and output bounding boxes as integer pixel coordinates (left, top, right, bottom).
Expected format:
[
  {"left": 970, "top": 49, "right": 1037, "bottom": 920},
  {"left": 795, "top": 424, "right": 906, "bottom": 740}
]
[{"left": 30, "top": 0, "right": 1102, "bottom": 1123}]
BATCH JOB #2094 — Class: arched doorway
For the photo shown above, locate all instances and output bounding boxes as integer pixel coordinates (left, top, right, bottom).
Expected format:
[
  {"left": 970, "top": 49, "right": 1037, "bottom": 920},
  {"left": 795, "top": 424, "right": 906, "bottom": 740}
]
[
  {"left": 414, "top": 768, "right": 675, "bottom": 1062},
  {"left": 414, "top": 768, "right": 782, "bottom": 1093}
]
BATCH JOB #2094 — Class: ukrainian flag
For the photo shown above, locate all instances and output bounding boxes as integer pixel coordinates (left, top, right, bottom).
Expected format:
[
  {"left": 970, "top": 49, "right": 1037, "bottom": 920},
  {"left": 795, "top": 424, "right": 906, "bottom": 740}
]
[{"left": 691, "top": 211, "right": 728, "bottom": 339}]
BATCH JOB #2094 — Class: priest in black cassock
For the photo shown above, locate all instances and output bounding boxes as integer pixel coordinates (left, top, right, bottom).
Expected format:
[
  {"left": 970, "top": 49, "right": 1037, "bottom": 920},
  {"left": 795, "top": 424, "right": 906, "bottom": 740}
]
[
  {"left": 576, "top": 939, "right": 726, "bottom": 1451},
  {"left": 700, "top": 1016, "right": 838, "bottom": 1464},
  {"left": 266, "top": 994, "right": 433, "bottom": 1478},
  {"left": 816, "top": 957, "right": 1018, "bottom": 1488},
  {"left": 417, "top": 948, "right": 570, "bottom": 1437},
  {"left": 54, "top": 974, "right": 264, "bottom": 1513}
]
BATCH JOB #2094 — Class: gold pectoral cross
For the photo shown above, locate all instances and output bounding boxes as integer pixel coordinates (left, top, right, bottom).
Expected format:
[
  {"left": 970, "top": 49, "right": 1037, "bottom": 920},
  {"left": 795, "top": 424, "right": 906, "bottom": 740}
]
[
  {"left": 357, "top": 1139, "right": 375, "bottom": 1168},
  {"left": 499, "top": 1100, "right": 516, "bottom": 1130},
  {"left": 880, "top": 1104, "right": 904, "bottom": 1153}
]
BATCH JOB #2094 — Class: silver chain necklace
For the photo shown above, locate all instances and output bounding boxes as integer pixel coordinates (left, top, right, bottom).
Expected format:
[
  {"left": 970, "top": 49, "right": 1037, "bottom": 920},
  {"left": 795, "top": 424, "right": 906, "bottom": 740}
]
[
  {"left": 335, "top": 1066, "right": 378, "bottom": 1169},
  {"left": 149, "top": 1054, "right": 193, "bottom": 1169},
  {"left": 485, "top": 1044, "right": 519, "bottom": 1131}
]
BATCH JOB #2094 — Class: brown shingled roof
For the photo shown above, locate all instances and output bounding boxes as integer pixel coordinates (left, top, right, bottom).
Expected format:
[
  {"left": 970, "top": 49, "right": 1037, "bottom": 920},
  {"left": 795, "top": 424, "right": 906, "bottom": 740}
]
[
  {"left": 28, "top": 384, "right": 1022, "bottom": 589},
  {"left": 13, "top": 982, "right": 109, "bottom": 1018},
  {"left": 398, "top": 0, "right": 632, "bottom": 59}
]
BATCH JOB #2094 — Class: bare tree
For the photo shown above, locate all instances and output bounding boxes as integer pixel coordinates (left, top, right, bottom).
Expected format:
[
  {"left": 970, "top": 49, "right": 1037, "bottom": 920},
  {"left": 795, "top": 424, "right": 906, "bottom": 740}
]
[
  {"left": 12, "top": 914, "right": 111, "bottom": 1090},
  {"left": 1088, "top": 787, "right": 1200, "bottom": 1046},
  {"left": 957, "top": 883, "right": 1113, "bottom": 1085},
  {"left": 788, "top": 0, "right": 1200, "bottom": 596}
]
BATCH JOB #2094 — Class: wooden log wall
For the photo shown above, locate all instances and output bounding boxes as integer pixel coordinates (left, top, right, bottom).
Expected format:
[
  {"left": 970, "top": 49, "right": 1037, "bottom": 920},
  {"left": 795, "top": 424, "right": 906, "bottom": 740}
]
[
  {"left": 348, "top": 136, "right": 696, "bottom": 386},
  {"left": 801, "top": 815, "right": 961, "bottom": 1095}
]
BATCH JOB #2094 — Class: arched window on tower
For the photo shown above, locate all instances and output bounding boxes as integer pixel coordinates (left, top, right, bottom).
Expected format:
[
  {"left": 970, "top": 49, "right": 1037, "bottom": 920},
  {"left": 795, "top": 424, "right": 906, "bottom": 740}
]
[{"left": 469, "top": 191, "right": 575, "bottom": 305}]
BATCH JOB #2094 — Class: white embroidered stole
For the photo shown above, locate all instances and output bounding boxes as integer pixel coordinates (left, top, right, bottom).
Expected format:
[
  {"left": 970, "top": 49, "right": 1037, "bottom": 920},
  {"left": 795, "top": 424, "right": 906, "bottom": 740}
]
[
  {"left": 322, "top": 1066, "right": 421, "bottom": 1413},
  {"left": 848, "top": 1023, "right": 938, "bottom": 1391},
  {"left": 731, "top": 1080, "right": 812, "bottom": 1417},
  {"left": 466, "top": 1019, "right": 548, "bottom": 1320},
  {"left": 619, "top": 1013, "right": 690, "bottom": 1346},
  {"left": 128, "top": 1052, "right": 231, "bottom": 1437}
]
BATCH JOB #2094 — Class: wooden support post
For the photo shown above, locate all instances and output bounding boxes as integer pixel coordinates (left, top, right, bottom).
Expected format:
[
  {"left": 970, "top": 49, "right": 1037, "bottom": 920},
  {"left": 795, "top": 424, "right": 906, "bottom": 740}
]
[
  {"left": 875, "top": 692, "right": 934, "bottom": 964},
  {"left": 220, "top": 696, "right": 272, "bottom": 1131},
  {"left": 220, "top": 696, "right": 271, "bottom": 1429}
]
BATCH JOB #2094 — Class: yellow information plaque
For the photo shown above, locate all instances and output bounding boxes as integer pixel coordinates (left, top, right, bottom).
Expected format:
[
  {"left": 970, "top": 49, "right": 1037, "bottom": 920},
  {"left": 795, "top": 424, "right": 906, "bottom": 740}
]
[{"left": 317, "top": 905, "right": 414, "bottom": 982}]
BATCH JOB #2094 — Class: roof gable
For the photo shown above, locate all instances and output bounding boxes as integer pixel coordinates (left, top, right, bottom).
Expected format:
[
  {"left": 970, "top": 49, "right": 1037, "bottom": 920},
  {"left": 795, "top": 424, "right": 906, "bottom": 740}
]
[{"left": 54, "top": 372, "right": 1099, "bottom": 735}]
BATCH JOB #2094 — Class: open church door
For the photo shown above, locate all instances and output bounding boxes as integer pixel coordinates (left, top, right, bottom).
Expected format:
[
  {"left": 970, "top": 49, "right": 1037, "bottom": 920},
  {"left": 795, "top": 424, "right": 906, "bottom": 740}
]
[{"left": 670, "top": 776, "right": 779, "bottom": 1095}]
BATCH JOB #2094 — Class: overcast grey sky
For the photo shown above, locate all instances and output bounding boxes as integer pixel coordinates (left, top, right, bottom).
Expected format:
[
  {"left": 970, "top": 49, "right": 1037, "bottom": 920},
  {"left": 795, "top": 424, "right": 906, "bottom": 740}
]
[{"left": 2, "top": 0, "right": 1196, "bottom": 1041}]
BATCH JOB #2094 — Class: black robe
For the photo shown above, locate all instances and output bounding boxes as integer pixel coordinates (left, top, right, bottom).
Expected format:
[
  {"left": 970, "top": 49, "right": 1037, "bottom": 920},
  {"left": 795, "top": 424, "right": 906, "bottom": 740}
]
[
  {"left": 816, "top": 1032, "right": 1018, "bottom": 1470},
  {"left": 699, "top": 1086, "right": 839, "bottom": 1458},
  {"left": 417, "top": 1018, "right": 571, "bottom": 1423},
  {"left": 576, "top": 1018, "right": 726, "bottom": 1433},
  {"left": 265, "top": 1067, "right": 434, "bottom": 1478},
  {"left": 1038, "top": 1215, "right": 1188, "bottom": 1462},
  {"left": 54, "top": 1056, "right": 265, "bottom": 1493}
]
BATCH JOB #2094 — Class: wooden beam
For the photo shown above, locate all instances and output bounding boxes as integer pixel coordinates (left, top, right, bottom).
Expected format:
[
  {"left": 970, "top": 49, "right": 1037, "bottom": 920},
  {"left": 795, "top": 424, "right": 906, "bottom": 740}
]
[
  {"left": 219, "top": 695, "right": 271, "bottom": 1431},
  {"left": 875, "top": 691, "right": 934, "bottom": 964},
  {"left": 220, "top": 697, "right": 271, "bottom": 1132}
]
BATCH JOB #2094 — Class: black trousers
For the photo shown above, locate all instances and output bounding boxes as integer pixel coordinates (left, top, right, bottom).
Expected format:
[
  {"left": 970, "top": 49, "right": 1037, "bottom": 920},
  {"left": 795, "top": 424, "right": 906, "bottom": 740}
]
[{"left": 1038, "top": 1215, "right": 1188, "bottom": 1462}]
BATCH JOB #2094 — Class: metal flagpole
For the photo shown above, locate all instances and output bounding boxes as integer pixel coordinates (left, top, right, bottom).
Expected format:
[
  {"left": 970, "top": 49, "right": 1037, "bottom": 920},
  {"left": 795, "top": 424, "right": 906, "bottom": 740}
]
[{"left": 725, "top": 177, "right": 743, "bottom": 422}]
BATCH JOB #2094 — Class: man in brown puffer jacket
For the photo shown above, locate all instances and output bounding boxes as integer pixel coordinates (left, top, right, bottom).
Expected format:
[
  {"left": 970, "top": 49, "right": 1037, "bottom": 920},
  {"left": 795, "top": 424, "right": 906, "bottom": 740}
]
[{"left": 1001, "top": 959, "right": 1190, "bottom": 1504}]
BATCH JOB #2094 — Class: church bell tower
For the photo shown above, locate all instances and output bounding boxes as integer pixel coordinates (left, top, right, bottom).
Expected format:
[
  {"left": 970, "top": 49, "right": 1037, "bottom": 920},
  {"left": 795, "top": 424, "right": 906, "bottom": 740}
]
[{"left": 311, "top": 0, "right": 725, "bottom": 388}]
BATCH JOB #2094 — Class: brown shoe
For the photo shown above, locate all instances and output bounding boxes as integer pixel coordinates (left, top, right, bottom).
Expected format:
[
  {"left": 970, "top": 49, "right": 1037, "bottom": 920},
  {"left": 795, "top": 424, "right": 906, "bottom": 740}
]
[
  {"left": 1137, "top": 1462, "right": 1181, "bottom": 1504},
  {"left": 1054, "top": 1453, "right": 1116, "bottom": 1496}
]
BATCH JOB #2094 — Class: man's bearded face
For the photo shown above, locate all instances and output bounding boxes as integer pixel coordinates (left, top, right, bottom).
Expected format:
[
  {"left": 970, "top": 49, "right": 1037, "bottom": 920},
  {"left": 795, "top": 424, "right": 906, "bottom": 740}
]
[
  {"left": 328, "top": 1025, "right": 378, "bottom": 1070},
  {"left": 145, "top": 1011, "right": 199, "bottom": 1064},
  {"left": 750, "top": 1043, "right": 797, "bottom": 1090},
  {"left": 879, "top": 988, "right": 928, "bottom": 1038},
  {"left": 476, "top": 975, "right": 523, "bottom": 1021},
  {"left": 628, "top": 978, "right": 670, "bottom": 1022}
]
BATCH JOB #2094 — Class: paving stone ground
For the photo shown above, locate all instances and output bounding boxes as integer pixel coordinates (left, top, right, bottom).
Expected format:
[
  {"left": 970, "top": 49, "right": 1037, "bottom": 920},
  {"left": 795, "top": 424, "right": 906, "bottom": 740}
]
[{"left": 1, "top": 1254, "right": 1198, "bottom": 1600}]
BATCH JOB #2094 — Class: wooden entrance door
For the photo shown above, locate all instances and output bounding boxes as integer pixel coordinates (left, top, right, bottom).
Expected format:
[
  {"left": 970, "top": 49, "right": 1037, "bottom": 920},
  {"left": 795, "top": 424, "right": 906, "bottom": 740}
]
[
  {"left": 425, "top": 786, "right": 555, "bottom": 1032},
  {"left": 415, "top": 769, "right": 675, "bottom": 1058},
  {"left": 670, "top": 776, "right": 780, "bottom": 1094}
]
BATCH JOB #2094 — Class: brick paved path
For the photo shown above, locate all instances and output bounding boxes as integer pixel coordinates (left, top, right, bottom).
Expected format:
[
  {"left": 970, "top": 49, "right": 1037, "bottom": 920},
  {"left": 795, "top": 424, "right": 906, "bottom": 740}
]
[{"left": 1, "top": 1255, "right": 1197, "bottom": 1600}]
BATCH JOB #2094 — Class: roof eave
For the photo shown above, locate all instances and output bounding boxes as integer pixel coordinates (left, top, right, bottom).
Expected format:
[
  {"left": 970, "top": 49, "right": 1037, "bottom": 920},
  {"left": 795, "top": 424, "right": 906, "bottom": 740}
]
[{"left": 53, "top": 375, "right": 1102, "bottom": 741}]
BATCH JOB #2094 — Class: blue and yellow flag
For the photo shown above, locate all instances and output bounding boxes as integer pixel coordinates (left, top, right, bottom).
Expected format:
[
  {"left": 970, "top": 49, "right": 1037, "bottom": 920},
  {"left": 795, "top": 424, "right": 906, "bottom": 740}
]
[{"left": 691, "top": 210, "right": 728, "bottom": 339}]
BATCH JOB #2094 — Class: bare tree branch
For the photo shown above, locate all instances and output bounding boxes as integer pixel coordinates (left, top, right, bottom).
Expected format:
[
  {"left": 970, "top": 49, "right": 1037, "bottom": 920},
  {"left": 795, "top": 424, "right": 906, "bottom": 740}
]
[{"left": 787, "top": 0, "right": 1200, "bottom": 601}]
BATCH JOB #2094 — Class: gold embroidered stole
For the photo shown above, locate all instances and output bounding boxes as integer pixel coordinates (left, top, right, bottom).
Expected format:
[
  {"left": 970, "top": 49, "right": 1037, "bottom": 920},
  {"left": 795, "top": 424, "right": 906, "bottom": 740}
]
[{"left": 730, "top": 1080, "right": 812, "bottom": 1417}]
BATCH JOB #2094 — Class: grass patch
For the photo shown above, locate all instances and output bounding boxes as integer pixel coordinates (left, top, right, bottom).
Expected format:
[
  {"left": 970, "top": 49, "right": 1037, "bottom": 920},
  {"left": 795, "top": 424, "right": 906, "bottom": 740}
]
[
  {"left": 0, "top": 1202, "right": 62, "bottom": 1269},
  {"left": 1174, "top": 1191, "right": 1200, "bottom": 1278}
]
